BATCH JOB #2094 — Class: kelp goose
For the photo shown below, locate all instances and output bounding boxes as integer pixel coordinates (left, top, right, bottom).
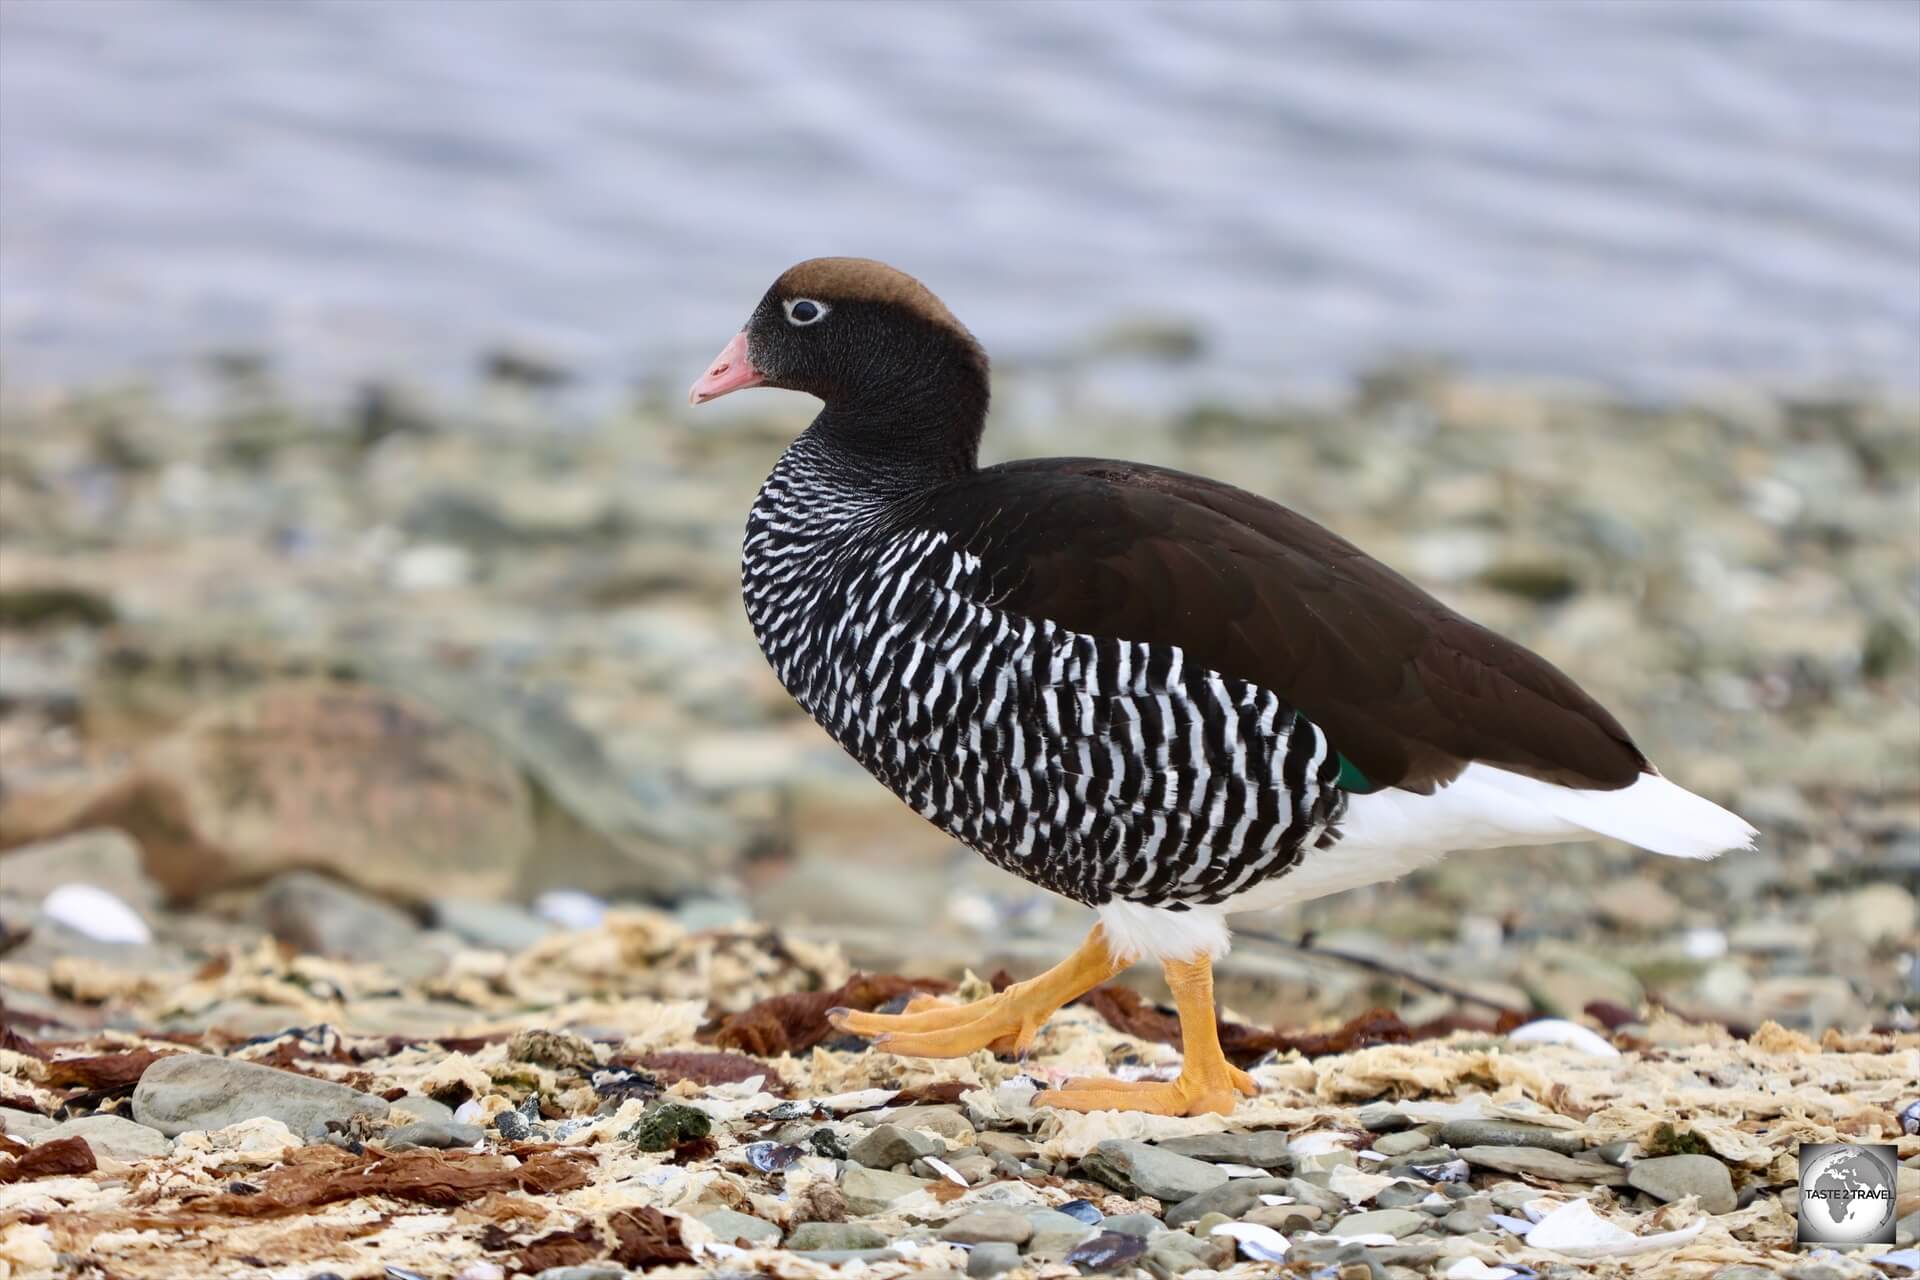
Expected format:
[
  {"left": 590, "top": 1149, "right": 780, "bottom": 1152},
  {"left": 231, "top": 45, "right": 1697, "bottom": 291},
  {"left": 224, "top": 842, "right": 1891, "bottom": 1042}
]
[{"left": 689, "top": 258, "right": 1754, "bottom": 1116}]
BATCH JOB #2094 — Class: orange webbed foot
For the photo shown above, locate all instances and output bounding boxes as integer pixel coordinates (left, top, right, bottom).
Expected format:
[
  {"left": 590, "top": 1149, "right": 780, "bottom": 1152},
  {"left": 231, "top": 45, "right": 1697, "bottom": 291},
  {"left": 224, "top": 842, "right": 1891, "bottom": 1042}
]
[
  {"left": 1033, "top": 951, "right": 1253, "bottom": 1116},
  {"left": 829, "top": 990, "right": 1039, "bottom": 1057},
  {"left": 826, "top": 926, "right": 1128, "bottom": 1059}
]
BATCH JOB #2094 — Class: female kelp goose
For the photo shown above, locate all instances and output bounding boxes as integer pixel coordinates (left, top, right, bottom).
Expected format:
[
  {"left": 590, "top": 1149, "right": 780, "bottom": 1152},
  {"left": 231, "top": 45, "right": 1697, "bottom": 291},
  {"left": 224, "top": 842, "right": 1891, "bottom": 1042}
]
[{"left": 690, "top": 259, "right": 1755, "bottom": 1117}]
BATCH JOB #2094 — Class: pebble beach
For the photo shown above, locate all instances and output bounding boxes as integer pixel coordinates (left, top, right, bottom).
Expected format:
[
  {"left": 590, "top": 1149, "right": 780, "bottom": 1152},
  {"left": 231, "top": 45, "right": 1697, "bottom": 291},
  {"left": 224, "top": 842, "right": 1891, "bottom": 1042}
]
[{"left": 0, "top": 364, "right": 1916, "bottom": 1278}]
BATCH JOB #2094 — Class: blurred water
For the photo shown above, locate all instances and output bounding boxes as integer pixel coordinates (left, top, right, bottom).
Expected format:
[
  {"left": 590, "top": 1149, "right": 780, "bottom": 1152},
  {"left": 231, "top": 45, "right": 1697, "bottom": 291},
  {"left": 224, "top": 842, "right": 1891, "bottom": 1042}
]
[{"left": 2, "top": 0, "right": 1916, "bottom": 404}]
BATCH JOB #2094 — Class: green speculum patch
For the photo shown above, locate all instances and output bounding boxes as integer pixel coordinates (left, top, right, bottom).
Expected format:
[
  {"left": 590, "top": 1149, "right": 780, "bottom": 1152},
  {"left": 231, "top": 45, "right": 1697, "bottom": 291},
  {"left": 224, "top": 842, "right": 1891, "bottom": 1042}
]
[{"left": 1334, "top": 753, "right": 1378, "bottom": 794}]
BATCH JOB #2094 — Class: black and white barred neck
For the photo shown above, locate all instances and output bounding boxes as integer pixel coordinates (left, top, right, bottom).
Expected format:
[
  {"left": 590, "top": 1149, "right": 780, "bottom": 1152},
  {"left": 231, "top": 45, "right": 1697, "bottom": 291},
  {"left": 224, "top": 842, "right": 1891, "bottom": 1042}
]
[{"left": 743, "top": 428, "right": 1351, "bottom": 914}]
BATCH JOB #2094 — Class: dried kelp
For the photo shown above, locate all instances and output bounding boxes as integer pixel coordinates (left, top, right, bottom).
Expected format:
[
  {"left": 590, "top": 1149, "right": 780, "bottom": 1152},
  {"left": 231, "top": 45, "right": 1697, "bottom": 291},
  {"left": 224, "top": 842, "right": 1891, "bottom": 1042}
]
[{"left": 709, "top": 972, "right": 953, "bottom": 1056}]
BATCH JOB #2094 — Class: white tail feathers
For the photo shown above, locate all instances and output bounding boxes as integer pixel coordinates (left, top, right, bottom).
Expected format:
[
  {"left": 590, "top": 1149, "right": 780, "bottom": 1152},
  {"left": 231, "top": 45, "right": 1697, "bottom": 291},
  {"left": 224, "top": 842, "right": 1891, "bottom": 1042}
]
[
  {"left": 1222, "top": 762, "right": 1756, "bottom": 918},
  {"left": 1495, "top": 767, "right": 1757, "bottom": 860}
]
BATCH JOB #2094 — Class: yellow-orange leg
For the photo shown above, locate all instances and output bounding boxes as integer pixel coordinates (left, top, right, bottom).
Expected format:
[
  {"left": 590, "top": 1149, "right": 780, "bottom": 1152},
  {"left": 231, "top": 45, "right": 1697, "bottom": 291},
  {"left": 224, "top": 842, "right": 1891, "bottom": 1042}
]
[
  {"left": 828, "top": 925, "right": 1125, "bottom": 1057},
  {"left": 1037, "top": 952, "right": 1258, "bottom": 1116}
]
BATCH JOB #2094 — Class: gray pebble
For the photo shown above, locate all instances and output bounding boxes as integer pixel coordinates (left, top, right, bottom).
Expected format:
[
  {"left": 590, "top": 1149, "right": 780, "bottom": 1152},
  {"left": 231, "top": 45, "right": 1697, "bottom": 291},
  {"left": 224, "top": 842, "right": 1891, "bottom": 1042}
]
[
  {"left": 1782, "top": 1263, "right": 1863, "bottom": 1280},
  {"left": 1144, "top": 1229, "right": 1219, "bottom": 1274},
  {"left": 848, "top": 1122, "right": 943, "bottom": 1169},
  {"left": 940, "top": 1152, "right": 996, "bottom": 1184},
  {"left": 838, "top": 1165, "right": 931, "bottom": 1214},
  {"left": 1627, "top": 1153, "right": 1737, "bottom": 1215},
  {"left": 384, "top": 1121, "right": 484, "bottom": 1150},
  {"left": 35, "top": 1114, "right": 172, "bottom": 1161},
  {"left": 1370, "top": 1129, "right": 1436, "bottom": 1157},
  {"left": 1080, "top": 1139, "right": 1228, "bottom": 1202},
  {"left": 1377, "top": 1143, "right": 1459, "bottom": 1171},
  {"left": 937, "top": 1212, "right": 1033, "bottom": 1246},
  {"left": 1245, "top": 1204, "right": 1321, "bottom": 1231},
  {"left": 1458, "top": 1145, "right": 1628, "bottom": 1184},
  {"left": 1153, "top": 1129, "right": 1294, "bottom": 1170},
  {"left": 1024, "top": 1207, "right": 1100, "bottom": 1237},
  {"left": 787, "top": 1221, "right": 886, "bottom": 1251},
  {"left": 1330, "top": 1207, "right": 1429, "bottom": 1238},
  {"left": 1372, "top": 1184, "right": 1431, "bottom": 1210},
  {"left": 1357, "top": 1103, "right": 1412, "bottom": 1132},
  {"left": 697, "top": 1208, "right": 781, "bottom": 1246},
  {"left": 131, "top": 1053, "right": 386, "bottom": 1138},
  {"left": 253, "top": 870, "right": 422, "bottom": 962},
  {"left": 1371, "top": 1241, "right": 1443, "bottom": 1266},
  {"left": 0, "top": 1109, "right": 57, "bottom": 1139},
  {"left": 788, "top": 1248, "right": 901, "bottom": 1265},
  {"left": 1439, "top": 1118, "right": 1587, "bottom": 1155},
  {"left": 967, "top": 1241, "right": 1020, "bottom": 1278},
  {"left": 1288, "top": 1236, "right": 1372, "bottom": 1268},
  {"left": 1163, "top": 1175, "right": 1290, "bottom": 1227},
  {"left": 1282, "top": 1177, "right": 1350, "bottom": 1215},
  {"left": 385, "top": 1095, "right": 455, "bottom": 1126},
  {"left": 974, "top": 1132, "right": 1039, "bottom": 1159},
  {"left": 1492, "top": 1185, "right": 1543, "bottom": 1211},
  {"left": 873, "top": 1103, "right": 976, "bottom": 1144},
  {"left": 1028, "top": 1229, "right": 1099, "bottom": 1255},
  {"left": 431, "top": 898, "right": 557, "bottom": 952}
]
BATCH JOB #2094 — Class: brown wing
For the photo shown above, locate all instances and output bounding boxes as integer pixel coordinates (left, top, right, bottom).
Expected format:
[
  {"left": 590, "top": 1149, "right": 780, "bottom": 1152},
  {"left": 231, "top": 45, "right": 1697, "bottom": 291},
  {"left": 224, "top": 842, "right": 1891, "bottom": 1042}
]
[{"left": 914, "top": 458, "right": 1646, "bottom": 794}]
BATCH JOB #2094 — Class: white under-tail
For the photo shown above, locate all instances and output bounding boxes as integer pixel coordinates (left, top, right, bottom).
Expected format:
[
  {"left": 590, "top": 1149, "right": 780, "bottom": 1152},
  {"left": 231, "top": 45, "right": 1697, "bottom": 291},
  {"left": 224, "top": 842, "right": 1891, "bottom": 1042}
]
[
  {"left": 1484, "top": 767, "right": 1757, "bottom": 860},
  {"left": 1220, "top": 761, "right": 1755, "bottom": 920},
  {"left": 1332, "top": 762, "right": 1756, "bottom": 862}
]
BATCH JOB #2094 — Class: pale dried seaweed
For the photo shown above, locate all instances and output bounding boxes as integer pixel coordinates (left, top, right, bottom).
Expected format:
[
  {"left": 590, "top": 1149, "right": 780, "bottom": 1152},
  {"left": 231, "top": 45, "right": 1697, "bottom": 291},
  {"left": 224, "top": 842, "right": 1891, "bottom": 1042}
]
[{"left": 0, "top": 919, "right": 1913, "bottom": 1279}]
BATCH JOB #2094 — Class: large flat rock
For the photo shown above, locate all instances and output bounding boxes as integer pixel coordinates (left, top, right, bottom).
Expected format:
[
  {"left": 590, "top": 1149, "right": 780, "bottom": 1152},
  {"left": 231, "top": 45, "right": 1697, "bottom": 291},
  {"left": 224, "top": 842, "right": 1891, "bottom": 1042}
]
[{"left": 131, "top": 1053, "right": 388, "bottom": 1138}]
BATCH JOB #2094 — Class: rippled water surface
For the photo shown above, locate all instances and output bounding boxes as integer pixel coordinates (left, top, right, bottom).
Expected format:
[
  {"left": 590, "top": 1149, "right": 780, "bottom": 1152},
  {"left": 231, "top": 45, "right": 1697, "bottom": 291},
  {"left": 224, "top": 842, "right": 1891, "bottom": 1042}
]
[{"left": 2, "top": 0, "right": 1916, "bottom": 400}]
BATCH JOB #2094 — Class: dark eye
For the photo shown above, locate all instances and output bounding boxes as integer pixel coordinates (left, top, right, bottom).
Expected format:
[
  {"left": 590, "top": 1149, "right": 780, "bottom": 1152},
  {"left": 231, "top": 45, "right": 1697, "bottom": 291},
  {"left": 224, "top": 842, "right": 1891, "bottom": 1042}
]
[{"left": 784, "top": 298, "right": 828, "bottom": 326}]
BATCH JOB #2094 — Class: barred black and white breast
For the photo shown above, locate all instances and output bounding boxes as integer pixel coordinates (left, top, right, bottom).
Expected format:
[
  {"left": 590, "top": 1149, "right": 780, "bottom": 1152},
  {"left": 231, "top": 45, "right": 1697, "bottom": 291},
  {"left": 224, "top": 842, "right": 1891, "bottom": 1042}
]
[
  {"left": 743, "top": 436, "right": 1351, "bottom": 915},
  {"left": 697, "top": 257, "right": 1753, "bottom": 965}
]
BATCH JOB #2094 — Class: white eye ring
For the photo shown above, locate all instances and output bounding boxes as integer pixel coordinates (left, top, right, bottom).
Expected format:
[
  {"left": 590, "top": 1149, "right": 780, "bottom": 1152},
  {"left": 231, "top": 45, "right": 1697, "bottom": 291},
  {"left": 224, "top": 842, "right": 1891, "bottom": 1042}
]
[{"left": 784, "top": 298, "right": 830, "bottom": 326}]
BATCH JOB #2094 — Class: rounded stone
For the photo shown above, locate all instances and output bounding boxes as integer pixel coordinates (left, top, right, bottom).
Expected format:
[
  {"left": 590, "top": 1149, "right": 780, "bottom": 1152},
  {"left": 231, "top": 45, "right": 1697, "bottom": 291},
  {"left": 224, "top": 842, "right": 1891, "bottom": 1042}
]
[
  {"left": 36, "top": 1114, "right": 172, "bottom": 1162},
  {"left": 1627, "top": 1153, "right": 1737, "bottom": 1215},
  {"left": 131, "top": 1053, "right": 387, "bottom": 1138},
  {"left": 1328, "top": 1207, "right": 1429, "bottom": 1238},
  {"left": 786, "top": 1221, "right": 887, "bottom": 1251},
  {"left": 1082, "top": 1139, "right": 1230, "bottom": 1202},
  {"left": 698, "top": 1208, "right": 781, "bottom": 1246},
  {"left": 967, "top": 1241, "right": 1020, "bottom": 1278},
  {"left": 937, "top": 1212, "right": 1033, "bottom": 1246}
]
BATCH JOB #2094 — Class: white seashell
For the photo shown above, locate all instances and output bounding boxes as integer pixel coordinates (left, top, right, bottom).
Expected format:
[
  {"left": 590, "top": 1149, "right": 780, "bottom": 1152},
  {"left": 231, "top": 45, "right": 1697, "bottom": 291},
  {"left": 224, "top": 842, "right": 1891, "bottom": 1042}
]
[
  {"left": 923, "top": 1155, "right": 968, "bottom": 1187},
  {"left": 41, "top": 884, "right": 151, "bottom": 944},
  {"left": 1508, "top": 1018, "right": 1621, "bottom": 1057},
  {"left": 1210, "top": 1221, "right": 1290, "bottom": 1262},
  {"left": 1287, "top": 1130, "right": 1352, "bottom": 1157},
  {"left": 533, "top": 889, "right": 607, "bottom": 930},
  {"left": 1682, "top": 927, "right": 1728, "bottom": 959},
  {"left": 1445, "top": 1260, "right": 1519, "bottom": 1280},
  {"left": 1524, "top": 1198, "right": 1706, "bottom": 1257}
]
